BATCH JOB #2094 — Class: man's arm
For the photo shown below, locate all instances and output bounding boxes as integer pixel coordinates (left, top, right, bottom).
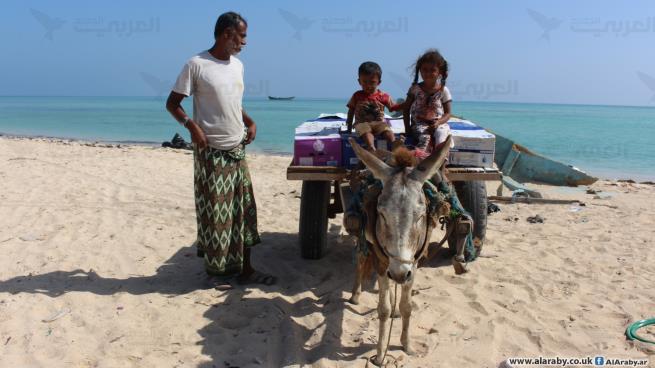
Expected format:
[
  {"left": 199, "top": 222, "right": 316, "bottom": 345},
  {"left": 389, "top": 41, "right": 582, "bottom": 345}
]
[
  {"left": 166, "top": 91, "right": 207, "bottom": 148},
  {"left": 242, "top": 109, "right": 257, "bottom": 144}
]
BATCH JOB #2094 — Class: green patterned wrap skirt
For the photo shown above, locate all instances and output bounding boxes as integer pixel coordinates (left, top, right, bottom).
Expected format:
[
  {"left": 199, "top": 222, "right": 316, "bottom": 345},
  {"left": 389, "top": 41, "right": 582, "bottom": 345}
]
[{"left": 193, "top": 144, "right": 261, "bottom": 276}]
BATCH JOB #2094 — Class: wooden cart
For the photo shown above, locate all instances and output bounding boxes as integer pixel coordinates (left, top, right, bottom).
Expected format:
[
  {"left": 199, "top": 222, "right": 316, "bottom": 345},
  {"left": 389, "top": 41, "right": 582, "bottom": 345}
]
[{"left": 287, "top": 165, "right": 502, "bottom": 259}]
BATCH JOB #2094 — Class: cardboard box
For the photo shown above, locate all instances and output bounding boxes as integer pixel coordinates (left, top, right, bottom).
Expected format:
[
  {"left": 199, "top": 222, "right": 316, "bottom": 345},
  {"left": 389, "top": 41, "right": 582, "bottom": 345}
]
[
  {"left": 342, "top": 133, "right": 401, "bottom": 169},
  {"left": 446, "top": 118, "right": 496, "bottom": 168},
  {"left": 449, "top": 149, "right": 495, "bottom": 168},
  {"left": 292, "top": 118, "right": 345, "bottom": 167},
  {"left": 448, "top": 118, "right": 496, "bottom": 152}
]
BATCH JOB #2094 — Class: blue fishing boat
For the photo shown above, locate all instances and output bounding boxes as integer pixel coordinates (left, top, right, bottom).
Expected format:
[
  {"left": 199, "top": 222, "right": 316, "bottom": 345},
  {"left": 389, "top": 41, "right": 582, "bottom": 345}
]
[{"left": 494, "top": 133, "right": 597, "bottom": 187}]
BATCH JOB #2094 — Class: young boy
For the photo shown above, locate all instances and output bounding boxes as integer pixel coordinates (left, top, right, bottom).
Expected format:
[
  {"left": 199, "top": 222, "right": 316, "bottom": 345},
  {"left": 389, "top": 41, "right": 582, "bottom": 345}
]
[{"left": 346, "top": 61, "right": 398, "bottom": 151}]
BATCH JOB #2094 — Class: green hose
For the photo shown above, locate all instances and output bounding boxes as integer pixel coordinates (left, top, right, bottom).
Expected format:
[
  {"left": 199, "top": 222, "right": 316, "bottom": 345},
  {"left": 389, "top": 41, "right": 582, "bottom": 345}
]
[{"left": 626, "top": 318, "right": 655, "bottom": 344}]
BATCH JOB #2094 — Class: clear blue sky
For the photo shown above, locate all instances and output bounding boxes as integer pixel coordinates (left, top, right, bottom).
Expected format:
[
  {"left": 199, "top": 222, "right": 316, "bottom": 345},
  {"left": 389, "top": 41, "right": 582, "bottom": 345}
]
[{"left": 2, "top": 0, "right": 655, "bottom": 106}]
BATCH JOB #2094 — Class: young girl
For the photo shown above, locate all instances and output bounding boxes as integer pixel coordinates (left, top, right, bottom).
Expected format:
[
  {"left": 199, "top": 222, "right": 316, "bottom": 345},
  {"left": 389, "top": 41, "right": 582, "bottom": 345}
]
[{"left": 401, "top": 49, "right": 454, "bottom": 157}]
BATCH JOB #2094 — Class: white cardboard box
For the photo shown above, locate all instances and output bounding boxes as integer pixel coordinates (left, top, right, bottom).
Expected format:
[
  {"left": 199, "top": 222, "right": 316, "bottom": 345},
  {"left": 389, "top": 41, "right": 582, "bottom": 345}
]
[
  {"left": 449, "top": 149, "right": 495, "bottom": 168},
  {"left": 448, "top": 118, "right": 496, "bottom": 152}
]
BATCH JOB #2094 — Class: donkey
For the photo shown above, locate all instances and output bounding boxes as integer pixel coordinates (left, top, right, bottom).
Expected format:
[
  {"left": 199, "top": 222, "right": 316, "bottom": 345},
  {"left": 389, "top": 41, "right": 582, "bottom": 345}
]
[{"left": 347, "top": 136, "right": 452, "bottom": 364}]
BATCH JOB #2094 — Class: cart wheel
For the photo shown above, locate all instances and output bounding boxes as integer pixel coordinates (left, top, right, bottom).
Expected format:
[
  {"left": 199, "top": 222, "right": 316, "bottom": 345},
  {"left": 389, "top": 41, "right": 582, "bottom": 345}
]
[
  {"left": 448, "top": 180, "right": 487, "bottom": 255},
  {"left": 299, "top": 180, "right": 330, "bottom": 259}
]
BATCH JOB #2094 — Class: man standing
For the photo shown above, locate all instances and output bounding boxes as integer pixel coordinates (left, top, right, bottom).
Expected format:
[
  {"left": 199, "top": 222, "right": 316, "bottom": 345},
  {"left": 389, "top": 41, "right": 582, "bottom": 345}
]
[{"left": 166, "top": 12, "right": 274, "bottom": 285}]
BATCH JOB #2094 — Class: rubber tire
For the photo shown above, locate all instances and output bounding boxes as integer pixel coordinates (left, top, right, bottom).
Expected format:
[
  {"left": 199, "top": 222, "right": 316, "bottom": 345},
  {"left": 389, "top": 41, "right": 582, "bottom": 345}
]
[
  {"left": 448, "top": 180, "right": 488, "bottom": 255},
  {"left": 299, "top": 181, "right": 331, "bottom": 259}
]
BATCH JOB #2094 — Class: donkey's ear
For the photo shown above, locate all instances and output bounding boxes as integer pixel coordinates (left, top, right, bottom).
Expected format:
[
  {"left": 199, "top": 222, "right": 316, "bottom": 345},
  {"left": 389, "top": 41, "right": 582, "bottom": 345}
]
[
  {"left": 349, "top": 138, "right": 393, "bottom": 181},
  {"left": 409, "top": 135, "right": 452, "bottom": 183}
]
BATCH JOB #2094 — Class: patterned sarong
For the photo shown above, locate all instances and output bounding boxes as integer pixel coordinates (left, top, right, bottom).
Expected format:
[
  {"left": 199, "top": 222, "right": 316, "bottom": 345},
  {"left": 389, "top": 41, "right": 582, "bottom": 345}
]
[{"left": 193, "top": 144, "right": 261, "bottom": 276}]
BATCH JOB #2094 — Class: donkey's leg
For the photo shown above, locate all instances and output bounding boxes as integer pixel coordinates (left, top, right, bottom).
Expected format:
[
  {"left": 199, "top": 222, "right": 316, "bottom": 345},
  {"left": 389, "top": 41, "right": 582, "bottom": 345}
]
[
  {"left": 349, "top": 253, "right": 365, "bottom": 305},
  {"left": 374, "top": 274, "right": 391, "bottom": 365},
  {"left": 400, "top": 275, "right": 415, "bottom": 355}
]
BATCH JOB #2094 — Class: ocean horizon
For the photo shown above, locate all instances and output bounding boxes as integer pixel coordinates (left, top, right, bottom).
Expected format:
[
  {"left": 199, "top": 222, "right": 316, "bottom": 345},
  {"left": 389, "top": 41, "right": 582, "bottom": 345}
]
[{"left": 1, "top": 96, "right": 654, "bottom": 181}]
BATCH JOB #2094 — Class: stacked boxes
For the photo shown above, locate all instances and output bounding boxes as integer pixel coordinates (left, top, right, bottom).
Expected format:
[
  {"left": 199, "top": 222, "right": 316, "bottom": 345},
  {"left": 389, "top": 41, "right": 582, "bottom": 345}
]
[{"left": 292, "top": 115, "right": 496, "bottom": 168}]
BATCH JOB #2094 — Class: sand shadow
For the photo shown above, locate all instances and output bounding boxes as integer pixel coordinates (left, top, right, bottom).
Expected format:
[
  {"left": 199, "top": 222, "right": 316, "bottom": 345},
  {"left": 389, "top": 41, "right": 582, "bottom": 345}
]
[
  {"left": 0, "top": 230, "right": 383, "bottom": 366},
  {"left": 0, "top": 245, "right": 215, "bottom": 297},
  {"left": 196, "top": 231, "right": 378, "bottom": 367}
]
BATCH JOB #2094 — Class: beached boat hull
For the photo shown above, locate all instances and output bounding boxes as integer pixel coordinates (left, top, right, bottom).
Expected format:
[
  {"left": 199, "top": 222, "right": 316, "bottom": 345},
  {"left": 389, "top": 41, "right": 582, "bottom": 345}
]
[{"left": 494, "top": 133, "right": 597, "bottom": 186}]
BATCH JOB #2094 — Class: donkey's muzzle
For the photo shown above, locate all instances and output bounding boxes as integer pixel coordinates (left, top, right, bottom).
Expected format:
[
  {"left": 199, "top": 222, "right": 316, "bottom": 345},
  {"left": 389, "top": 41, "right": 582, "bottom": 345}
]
[{"left": 387, "top": 268, "right": 412, "bottom": 284}]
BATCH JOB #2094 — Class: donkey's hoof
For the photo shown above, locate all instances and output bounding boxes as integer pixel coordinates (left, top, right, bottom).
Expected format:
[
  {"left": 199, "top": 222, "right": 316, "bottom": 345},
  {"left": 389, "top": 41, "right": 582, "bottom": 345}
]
[
  {"left": 373, "top": 356, "right": 385, "bottom": 366},
  {"left": 452, "top": 257, "right": 468, "bottom": 275},
  {"left": 402, "top": 342, "right": 415, "bottom": 356},
  {"left": 348, "top": 295, "right": 360, "bottom": 305}
]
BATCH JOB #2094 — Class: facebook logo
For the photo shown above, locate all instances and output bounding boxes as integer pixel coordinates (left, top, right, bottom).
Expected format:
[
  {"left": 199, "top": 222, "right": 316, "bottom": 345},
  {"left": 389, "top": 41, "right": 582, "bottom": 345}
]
[{"left": 595, "top": 356, "right": 605, "bottom": 366}]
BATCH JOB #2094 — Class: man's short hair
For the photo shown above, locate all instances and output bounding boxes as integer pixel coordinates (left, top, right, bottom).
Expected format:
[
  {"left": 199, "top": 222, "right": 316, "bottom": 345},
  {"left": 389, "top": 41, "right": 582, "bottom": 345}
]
[
  {"left": 358, "top": 61, "right": 382, "bottom": 79},
  {"left": 214, "top": 12, "right": 247, "bottom": 38}
]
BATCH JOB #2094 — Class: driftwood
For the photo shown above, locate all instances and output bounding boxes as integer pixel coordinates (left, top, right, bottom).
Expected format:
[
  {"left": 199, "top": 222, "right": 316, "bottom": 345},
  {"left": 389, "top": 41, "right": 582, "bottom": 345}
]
[{"left": 489, "top": 196, "right": 582, "bottom": 205}]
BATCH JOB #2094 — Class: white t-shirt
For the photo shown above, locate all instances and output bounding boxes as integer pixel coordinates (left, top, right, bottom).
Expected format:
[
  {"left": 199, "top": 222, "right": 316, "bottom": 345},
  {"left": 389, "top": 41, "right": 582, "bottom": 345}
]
[{"left": 173, "top": 51, "right": 246, "bottom": 150}]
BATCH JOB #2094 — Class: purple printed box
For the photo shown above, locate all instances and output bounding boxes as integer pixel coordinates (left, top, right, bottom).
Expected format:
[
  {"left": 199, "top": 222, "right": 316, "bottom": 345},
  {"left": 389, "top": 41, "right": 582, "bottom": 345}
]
[
  {"left": 293, "top": 136, "right": 342, "bottom": 166},
  {"left": 292, "top": 117, "right": 345, "bottom": 167}
]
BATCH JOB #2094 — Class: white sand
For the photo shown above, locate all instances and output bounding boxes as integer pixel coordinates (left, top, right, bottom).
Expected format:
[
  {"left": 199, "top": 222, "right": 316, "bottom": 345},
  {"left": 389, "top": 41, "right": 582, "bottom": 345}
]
[{"left": 0, "top": 137, "right": 653, "bottom": 367}]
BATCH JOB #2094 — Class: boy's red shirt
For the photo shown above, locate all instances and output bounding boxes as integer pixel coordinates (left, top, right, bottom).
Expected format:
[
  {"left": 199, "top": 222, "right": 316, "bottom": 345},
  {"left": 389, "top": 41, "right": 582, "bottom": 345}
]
[{"left": 347, "top": 90, "right": 393, "bottom": 124}]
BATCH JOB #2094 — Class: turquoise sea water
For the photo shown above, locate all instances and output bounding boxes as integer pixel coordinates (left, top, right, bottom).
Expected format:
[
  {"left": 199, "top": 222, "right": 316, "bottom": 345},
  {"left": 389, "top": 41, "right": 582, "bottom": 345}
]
[{"left": 0, "top": 96, "right": 653, "bottom": 180}]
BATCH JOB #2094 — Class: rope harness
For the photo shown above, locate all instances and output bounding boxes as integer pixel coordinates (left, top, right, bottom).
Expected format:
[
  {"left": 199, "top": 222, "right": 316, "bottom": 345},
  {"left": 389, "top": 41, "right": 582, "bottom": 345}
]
[{"left": 349, "top": 172, "right": 478, "bottom": 270}]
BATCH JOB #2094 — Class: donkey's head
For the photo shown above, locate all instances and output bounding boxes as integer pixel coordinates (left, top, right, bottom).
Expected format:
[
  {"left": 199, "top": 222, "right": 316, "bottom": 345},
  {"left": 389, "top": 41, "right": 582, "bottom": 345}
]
[{"left": 350, "top": 137, "right": 451, "bottom": 284}]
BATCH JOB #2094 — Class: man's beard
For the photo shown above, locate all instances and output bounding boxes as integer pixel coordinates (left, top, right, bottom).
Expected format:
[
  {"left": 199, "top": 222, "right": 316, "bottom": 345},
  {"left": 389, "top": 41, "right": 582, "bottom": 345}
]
[{"left": 226, "top": 40, "right": 241, "bottom": 56}]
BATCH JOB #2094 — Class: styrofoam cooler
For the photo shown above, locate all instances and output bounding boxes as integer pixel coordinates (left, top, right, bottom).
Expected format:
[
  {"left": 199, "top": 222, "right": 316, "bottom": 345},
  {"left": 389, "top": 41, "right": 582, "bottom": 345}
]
[
  {"left": 292, "top": 117, "right": 345, "bottom": 167},
  {"left": 448, "top": 118, "right": 496, "bottom": 168}
]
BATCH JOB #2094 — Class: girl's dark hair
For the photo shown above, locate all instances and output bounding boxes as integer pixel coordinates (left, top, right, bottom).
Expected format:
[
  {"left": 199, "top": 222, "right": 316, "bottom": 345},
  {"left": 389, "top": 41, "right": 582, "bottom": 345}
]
[
  {"left": 412, "top": 49, "right": 448, "bottom": 87},
  {"left": 214, "top": 12, "right": 247, "bottom": 38}
]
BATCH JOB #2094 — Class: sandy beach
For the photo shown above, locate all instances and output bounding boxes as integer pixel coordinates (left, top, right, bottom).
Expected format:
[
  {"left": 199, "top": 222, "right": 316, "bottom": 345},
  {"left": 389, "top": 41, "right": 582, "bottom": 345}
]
[{"left": 0, "top": 136, "right": 653, "bottom": 367}]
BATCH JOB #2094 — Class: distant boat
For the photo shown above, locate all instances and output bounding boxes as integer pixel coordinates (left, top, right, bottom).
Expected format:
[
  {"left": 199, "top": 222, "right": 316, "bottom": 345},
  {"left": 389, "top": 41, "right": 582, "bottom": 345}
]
[{"left": 268, "top": 96, "right": 295, "bottom": 101}]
